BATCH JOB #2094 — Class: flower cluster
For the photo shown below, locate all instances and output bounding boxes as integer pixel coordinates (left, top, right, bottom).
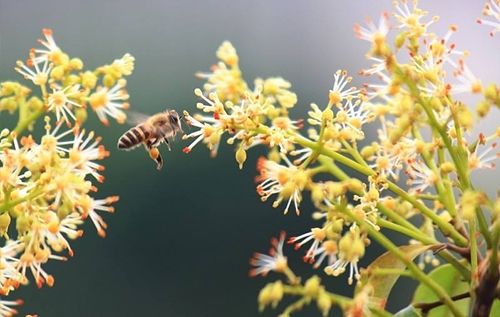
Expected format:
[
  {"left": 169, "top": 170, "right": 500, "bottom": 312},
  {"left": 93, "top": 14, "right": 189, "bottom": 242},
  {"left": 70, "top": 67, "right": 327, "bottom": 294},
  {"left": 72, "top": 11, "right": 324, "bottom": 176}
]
[
  {"left": 184, "top": 1, "right": 500, "bottom": 316},
  {"left": 0, "top": 29, "right": 133, "bottom": 316},
  {"left": 11, "top": 29, "right": 134, "bottom": 127}
]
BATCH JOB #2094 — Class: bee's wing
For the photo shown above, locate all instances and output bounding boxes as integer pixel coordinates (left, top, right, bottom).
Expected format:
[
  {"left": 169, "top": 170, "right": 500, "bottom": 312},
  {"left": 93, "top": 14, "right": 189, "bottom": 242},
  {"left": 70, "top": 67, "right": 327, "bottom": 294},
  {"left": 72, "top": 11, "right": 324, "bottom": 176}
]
[{"left": 125, "top": 110, "right": 151, "bottom": 126}]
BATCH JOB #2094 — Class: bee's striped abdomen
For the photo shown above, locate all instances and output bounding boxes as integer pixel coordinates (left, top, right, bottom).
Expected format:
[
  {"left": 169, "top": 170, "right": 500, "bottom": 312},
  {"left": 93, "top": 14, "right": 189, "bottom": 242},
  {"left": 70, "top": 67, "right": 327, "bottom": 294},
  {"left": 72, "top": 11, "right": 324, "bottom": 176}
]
[{"left": 117, "top": 124, "right": 151, "bottom": 149}]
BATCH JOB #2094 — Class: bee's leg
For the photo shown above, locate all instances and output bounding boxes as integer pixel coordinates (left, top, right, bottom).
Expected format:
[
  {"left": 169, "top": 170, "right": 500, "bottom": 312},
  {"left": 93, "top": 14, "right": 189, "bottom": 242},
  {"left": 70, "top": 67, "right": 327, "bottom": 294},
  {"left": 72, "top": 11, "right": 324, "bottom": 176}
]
[
  {"left": 163, "top": 137, "right": 172, "bottom": 151},
  {"left": 145, "top": 140, "right": 163, "bottom": 170},
  {"left": 148, "top": 147, "right": 163, "bottom": 170}
]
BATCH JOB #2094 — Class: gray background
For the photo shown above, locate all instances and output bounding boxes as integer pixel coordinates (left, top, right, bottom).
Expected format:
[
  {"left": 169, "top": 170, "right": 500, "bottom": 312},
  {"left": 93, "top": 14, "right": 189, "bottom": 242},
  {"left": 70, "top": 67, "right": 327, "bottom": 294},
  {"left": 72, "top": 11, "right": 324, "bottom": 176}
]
[{"left": 1, "top": 1, "right": 499, "bottom": 316}]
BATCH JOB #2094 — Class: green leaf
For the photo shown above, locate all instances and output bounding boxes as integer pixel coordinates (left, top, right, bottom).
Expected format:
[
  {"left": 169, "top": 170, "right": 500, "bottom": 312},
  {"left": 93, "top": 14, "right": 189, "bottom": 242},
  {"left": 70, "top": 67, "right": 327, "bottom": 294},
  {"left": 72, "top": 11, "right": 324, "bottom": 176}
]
[
  {"left": 395, "top": 305, "right": 423, "bottom": 317},
  {"left": 356, "top": 244, "right": 437, "bottom": 300},
  {"left": 412, "top": 264, "right": 469, "bottom": 317}
]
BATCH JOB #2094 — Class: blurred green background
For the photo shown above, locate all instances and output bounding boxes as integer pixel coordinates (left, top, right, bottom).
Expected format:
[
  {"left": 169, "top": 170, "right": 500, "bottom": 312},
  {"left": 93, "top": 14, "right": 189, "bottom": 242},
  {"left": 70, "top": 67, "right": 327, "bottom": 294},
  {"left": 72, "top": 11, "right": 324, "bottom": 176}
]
[{"left": 1, "top": 1, "right": 499, "bottom": 316}]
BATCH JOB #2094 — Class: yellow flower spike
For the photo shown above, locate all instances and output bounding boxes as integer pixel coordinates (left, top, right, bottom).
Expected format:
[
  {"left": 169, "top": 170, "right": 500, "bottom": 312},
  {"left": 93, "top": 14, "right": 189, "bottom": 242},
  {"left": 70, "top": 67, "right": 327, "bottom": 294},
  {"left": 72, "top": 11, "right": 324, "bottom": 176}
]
[
  {"left": 236, "top": 146, "right": 247, "bottom": 170},
  {"left": 304, "top": 275, "right": 322, "bottom": 298}
]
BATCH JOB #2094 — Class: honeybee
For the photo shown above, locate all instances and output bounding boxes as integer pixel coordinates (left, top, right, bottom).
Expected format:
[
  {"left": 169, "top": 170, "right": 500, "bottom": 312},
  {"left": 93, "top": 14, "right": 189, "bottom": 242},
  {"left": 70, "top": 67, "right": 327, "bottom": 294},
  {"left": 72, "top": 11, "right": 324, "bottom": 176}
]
[{"left": 117, "top": 109, "right": 183, "bottom": 170}]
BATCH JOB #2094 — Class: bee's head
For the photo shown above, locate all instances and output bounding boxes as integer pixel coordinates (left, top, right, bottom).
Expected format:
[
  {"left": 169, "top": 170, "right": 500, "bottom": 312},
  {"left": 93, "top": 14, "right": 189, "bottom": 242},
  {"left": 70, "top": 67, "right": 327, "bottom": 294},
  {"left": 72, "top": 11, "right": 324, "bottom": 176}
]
[{"left": 168, "top": 110, "right": 183, "bottom": 132}]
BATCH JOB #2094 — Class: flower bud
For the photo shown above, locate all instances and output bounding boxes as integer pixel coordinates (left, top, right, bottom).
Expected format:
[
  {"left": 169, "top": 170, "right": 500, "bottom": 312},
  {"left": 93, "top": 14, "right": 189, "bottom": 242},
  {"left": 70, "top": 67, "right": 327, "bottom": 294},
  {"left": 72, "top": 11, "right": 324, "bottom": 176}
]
[
  {"left": 28, "top": 96, "right": 44, "bottom": 112},
  {"left": 81, "top": 71, "right": 98, "bottom": 89},
  {"left": 439, "top": 161, "right": 455, "bottom": 174},
  {"left": 75, "top": 108, "right": 88, "bottom": 124},
  {"left": 304, "top": 275, "right": 322, "bottom": 298},
  {"left": 317, "top": 291, "right": 332, "bottom": 317},
  {"left": 0, "top": 82, "right": 20, "bottom": 96},
  {"left": 103, "top": 74, "right": 116, "bottom": 88},
  {"left": 0, "top": 212, "right": 11, "bottom": 239},
  {"left": 484, "top": 83, "right": 499, "bottom": 102},
  {"left": 394, "top": 32, "right": 406, "bottom": 50},
  {"left": 50, "top": 65, "right": 65, "bottom": 81},
  {"left": 476, "top": 100, "right": 491, "bottom": 118},
  {"left": 236, "top": 147, "right": 247, "bottom": 170},
  {"left": 0, "top": 97, "right": 18, "bottom": 114},
  {"left": 69, "top": 58, "right": 84, "bottom": 70}
]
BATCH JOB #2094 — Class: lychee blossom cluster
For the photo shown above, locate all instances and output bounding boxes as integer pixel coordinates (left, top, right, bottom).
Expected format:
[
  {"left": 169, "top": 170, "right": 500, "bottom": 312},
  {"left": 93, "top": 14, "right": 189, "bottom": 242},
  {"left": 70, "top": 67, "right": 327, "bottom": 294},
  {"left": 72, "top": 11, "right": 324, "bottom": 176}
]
[
  {"left": 0, "top": 29, "right": 133, "bottom": 316},
  {"left": 9, "top": 28, "right": 134, "bottom": 127},
  {"left": 183, "top": 1, "right": 500, "bottom": 316}
]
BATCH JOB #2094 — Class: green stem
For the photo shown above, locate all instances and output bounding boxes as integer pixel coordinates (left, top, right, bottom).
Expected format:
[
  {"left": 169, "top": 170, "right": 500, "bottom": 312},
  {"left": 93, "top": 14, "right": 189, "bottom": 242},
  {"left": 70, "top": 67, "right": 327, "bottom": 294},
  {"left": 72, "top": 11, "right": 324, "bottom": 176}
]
[
  {"left": 0, "top": 188, "right": 44, "bottom": 213},
  {"left": 377, "top": 218, "right": 470, "bottom": 281},
  {"left": 470, "top": 217, "right": 478, "bottom": 307},
  {"left": 343, "top": 206, "right": 466, "bottom": 317},
  {"left": 294, "top": 132, "right": 468, "bottom": 246}
]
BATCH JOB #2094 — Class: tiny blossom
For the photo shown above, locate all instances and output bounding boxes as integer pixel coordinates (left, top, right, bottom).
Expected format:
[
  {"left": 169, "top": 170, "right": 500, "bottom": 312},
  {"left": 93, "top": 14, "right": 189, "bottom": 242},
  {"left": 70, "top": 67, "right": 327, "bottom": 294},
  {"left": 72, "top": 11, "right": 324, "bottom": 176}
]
[
  {"left": 48, "top": 84, "right": 84, "bottom": 125},
  {"left": 310, "top": 240, "right": 338, "bottom": 269},
  {"left": 15, "top": 54, "right": 52, "bottom": 86},
  {"left": 467, "top": 139, "right": 499, "bottom": 170},
  {"left": 255, "top": 154, "right": 310, "bottom": 215},
  {"left": 307, "top": 103, "right": 323, "bottom": 126},
  {"left": 359, "top": 56, "right": 386, "bottom": 77},
  {"left": 391, "top": 0, "right": 439, "bottom": 38},
  {"left": 196, "top": 42, "right": 248, "bottom": 103},
  {"left": 0, "top": 240, "right": 25, "bottom": 294},
  {"left": 324, "top": 231, "right": 365, "bottom": 285},
  {"left": 111, "top": 53, "right": 135, "bottom": 76},
  {"left": 365, "top": 126, "right": 407, "bottom": 181},
  {"left": 63, "top": 127, "right": 109, "bottom": 182},
  {"left": 334, "top": 97, "right": 371, "bottom": 140},
  {"left": 328, "top": 70, "right": 360, "bottom": 105},
  {"left": 76, "top": 195, "right": 118, "bottom": 238},
  {"left": 354, "top": 12, "right": 391, "bottom": 47},
  {"left": 449, "top": 59, "right": 483, "bottom": 95},
  {"left": 257, "top": 77, "right": 298, "bottom": 109},
  {"left": 0, "top": 298, "right": 23, "bottom": 317},
  {"left": 288, "top": 228, "right": 326, "bottom": 263},
  {"left": 42, "top": 212, "right": 83, "bottom": 256},
  {"left": 182, "top": 111, "right": 222, "bottom": 156},
  {"left": 31, "top": 29, "right": 64, "bottom": 65},
  {"left": 87, "top": 79, "right": 129, "bottom": 125},
  {"left": 249, "top": 232, "right": 288, "bottom": 277},
  {"left": 477, "top": 0, "right": 500, "bottom": 36},
  {"left": 405, "top": 159, "right": 439, "bottom": 193}
]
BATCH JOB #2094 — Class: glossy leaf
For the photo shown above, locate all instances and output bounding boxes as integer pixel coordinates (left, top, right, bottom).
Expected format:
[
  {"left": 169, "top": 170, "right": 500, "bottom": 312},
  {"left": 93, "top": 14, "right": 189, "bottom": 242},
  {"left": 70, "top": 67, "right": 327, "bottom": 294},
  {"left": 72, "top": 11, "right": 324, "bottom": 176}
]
[
  {"left": 356, "top": 244, "right": 437, "bottom": 300},
  {"left": 412, "top": 264, "right": 469, "bottom": 317}
]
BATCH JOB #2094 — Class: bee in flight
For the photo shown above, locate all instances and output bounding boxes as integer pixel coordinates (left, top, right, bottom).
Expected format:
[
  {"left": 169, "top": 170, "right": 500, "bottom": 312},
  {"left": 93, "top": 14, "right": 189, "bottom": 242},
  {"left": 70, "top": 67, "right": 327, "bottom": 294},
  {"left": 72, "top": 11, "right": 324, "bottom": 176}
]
[{"left": 117, "top": 109, "right": 183, "bottom": 170}]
